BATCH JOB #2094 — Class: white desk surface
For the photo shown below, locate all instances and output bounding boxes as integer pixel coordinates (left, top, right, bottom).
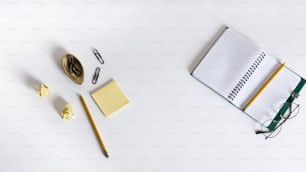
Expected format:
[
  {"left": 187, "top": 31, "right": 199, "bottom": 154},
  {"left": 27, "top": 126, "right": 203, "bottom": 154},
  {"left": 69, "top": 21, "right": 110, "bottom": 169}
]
[{"left": 1, "top": 1, "right": 306, "bottom": 171}]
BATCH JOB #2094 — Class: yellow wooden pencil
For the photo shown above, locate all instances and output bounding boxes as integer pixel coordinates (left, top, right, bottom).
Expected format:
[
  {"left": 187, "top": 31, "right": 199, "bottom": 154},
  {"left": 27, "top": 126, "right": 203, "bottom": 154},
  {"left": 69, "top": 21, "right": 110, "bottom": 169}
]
[
  {"left": 80, "top": 95, "right": 109, "bottom": 158},
  {"left": 243, "top": 63, "right": 285, "bottom": 111}
]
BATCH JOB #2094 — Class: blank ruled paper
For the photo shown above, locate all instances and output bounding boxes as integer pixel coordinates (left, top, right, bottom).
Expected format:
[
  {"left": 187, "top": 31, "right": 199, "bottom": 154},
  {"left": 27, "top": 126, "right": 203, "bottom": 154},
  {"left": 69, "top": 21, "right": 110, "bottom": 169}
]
[{"left": 192, "top": 27, "right": 301, "bottom": 125}]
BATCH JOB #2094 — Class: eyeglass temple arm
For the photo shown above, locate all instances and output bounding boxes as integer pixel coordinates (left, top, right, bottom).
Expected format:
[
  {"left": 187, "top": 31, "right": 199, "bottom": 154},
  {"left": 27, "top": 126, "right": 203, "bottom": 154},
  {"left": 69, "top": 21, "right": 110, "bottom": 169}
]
[
  {"left": 255, "top": 103, "right": 292, "bottom": 135},
  {"left": 255, "top": 103, "right": 300, "bottom": 136},
  {"left": 255, "top": 130, "right": 271, "bottom": 134}
]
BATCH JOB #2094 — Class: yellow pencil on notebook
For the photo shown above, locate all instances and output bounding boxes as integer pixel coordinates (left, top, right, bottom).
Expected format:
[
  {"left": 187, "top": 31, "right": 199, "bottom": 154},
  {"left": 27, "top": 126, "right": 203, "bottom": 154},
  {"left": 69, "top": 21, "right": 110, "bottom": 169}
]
[
  {"left": 80, "top": 95, "right": 109, "bottom": 158},
  {"left": 243, "top": 63, "right": 285, "bottom": 111}
]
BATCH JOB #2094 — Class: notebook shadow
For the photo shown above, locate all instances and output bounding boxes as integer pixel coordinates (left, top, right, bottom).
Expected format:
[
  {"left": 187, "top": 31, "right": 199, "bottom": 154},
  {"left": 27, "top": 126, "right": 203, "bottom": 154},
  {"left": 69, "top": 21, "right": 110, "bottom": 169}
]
[{"left": 188, "top": 25, "right": 228, "bottom": 74}]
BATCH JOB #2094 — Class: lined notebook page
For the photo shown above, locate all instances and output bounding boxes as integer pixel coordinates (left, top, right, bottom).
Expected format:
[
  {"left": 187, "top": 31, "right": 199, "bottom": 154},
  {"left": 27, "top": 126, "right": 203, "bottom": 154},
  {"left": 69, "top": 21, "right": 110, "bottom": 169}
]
[
  {"left": 245, "top": 67, "right": 301, "bottom": 125},
  {"left": 233, "top": 55, "right": 279, "bottom": 108},
  {"left": 192, "top": 27, "right": 302, "bottom": 125},
  {"left": 192, "top": 28, "right": 264, "bottom": 106}
]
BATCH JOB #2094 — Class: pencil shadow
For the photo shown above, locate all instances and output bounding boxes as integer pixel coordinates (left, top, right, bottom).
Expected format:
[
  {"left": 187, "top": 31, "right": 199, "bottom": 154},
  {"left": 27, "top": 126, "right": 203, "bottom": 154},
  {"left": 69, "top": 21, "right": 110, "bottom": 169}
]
[
  {"left": 52, "top": 95, "right": 67, "bottom": 117},
  {"left": 188, "top": 25, "right": 228, "bottom": 74},
  {"left": 51, "top": 45, "right": 68, "bottom": 71}
]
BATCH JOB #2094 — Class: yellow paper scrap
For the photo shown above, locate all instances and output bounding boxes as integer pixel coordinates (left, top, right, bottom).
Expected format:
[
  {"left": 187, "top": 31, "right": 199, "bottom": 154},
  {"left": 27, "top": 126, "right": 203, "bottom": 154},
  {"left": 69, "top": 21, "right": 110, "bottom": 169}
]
[
  {"left": 37, "top": 84, "right": 49, "bottom": 97},
  {"left": 91, "top": 80, "right": 129, "bottom": 117},
  {"left": 60, "top": 104, "right": 74, "bottom": 120}
]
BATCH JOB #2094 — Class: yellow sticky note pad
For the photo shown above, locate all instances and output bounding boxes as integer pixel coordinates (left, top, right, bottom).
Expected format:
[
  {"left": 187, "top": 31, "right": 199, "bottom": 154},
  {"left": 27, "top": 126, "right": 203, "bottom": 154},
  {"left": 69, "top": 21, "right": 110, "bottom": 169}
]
[{"left": 91, "top": 80, "right": 129, "bottom": 117}]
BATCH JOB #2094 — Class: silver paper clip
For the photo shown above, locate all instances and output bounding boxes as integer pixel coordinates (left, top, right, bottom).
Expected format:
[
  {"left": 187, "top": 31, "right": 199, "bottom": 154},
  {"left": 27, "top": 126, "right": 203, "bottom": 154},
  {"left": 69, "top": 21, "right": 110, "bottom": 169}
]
[
  {"left": 92, "top": 48, "right": 104, "bottom": 64},
  {"left": 92, "top": 67, "right": 100, "bottom": 84},
  {"left": 67, "top": 55, "right": 81, "bottom": 77}
]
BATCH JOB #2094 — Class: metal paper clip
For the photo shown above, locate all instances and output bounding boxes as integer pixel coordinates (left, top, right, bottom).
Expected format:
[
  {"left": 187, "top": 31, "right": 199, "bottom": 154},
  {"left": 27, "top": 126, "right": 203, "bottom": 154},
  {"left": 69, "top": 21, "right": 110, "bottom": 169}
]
[
  {"left": 67, "top": 55, "right": 81, "bottom": 77},
  {"left": 92, "top": 48, "right": 104, "bottom": 64},
  {"left": 92, "top": 67, "right": 100, "bottom": 84}
]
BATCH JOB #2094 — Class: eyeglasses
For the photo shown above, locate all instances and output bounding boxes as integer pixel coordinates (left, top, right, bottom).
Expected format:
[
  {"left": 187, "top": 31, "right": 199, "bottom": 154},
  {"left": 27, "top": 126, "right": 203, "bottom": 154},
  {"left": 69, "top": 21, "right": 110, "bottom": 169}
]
[{"left": 256, "top": 101, "right": 300, "bottom": 139}]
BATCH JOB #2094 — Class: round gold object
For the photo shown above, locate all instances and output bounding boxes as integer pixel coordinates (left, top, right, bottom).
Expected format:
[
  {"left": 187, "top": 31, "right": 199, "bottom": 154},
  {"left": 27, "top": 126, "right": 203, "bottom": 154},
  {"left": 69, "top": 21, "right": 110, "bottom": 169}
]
[{"left": 62, "top": 53, "right": 84, "bottom": 85}]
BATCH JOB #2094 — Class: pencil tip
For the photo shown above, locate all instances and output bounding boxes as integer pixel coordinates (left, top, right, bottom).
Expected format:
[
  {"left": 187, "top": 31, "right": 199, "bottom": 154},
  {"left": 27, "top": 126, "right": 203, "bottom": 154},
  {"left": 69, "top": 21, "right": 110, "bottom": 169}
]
[{"left": 104, "top": 151, "right": 109, "bottom": 158}]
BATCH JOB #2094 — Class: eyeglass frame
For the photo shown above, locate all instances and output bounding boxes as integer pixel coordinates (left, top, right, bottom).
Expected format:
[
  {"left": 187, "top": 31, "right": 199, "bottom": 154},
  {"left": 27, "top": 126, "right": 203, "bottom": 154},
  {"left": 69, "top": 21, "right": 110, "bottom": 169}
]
[{"left": 255, "top": 91, "right": 300, "bottom": 139}]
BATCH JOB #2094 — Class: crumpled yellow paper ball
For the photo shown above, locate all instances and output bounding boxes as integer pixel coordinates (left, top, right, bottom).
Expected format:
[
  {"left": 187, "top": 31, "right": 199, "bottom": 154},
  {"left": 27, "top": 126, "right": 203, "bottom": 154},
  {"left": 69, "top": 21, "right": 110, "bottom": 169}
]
[
  {"left": 60, "top": 104, "right": 74, "bottom": 120},
  {"left": 37, "top": 84, "right": 50, "bottom": 97}
]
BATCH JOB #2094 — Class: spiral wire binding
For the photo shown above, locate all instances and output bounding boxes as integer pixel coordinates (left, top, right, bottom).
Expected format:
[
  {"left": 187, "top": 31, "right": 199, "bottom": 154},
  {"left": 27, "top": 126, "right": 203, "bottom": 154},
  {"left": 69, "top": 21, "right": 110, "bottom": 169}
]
[{"left": 228, "top": 52, "right": 266, "bottom": 101}]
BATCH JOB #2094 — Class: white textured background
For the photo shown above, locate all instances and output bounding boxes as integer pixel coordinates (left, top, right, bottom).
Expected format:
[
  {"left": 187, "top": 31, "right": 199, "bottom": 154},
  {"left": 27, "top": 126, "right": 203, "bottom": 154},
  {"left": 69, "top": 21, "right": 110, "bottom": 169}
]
[{"left": 1, "top": 0, "right": 306, "bottom": 171}]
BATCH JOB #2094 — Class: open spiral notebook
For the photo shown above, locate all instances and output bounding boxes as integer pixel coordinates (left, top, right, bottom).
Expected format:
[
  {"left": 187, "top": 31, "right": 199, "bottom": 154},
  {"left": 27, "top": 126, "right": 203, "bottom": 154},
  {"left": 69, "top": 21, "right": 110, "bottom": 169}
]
[{"left": 191, "top": 27, "right": 305, "bottom": 132}]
